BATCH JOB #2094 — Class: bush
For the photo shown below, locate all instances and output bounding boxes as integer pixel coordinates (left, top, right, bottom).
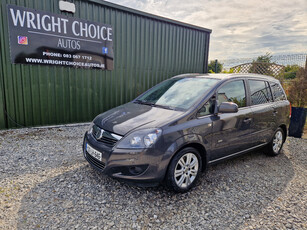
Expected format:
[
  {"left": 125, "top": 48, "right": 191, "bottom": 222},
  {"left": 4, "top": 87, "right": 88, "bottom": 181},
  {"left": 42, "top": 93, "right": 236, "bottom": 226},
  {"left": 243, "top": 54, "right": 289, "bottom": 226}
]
[
  {"left": 208, "top": 60, "right": 223, "bottom": 73},
  {"left": 287, "top": 63, "right": 307, "bottom": 107},
  {"left": 284, "top": 65, "right": 300, "bottom": 79}
]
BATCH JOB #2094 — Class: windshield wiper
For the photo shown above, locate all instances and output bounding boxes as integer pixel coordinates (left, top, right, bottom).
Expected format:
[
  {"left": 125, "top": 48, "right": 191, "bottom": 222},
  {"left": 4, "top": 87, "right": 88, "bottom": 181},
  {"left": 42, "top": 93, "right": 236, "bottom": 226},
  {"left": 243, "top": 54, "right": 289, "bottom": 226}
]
[
  {"left": 154, "top": 104, "right": 177, "bottom": 110},
  {"left": 134, "top": 99, "right": 155, "bottom": 106},
  {"left": 135, "top": 100, "right": 178, "bottom": 110}
]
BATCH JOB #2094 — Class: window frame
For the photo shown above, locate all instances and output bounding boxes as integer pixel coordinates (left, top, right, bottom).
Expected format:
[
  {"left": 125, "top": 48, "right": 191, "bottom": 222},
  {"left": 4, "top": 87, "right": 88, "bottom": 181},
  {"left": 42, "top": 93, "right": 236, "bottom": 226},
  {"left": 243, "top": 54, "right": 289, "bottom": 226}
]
[
  {"left": 135, "top": 77, "right": 221, "bottom": 111},
  {"left": 215, "top": 78, "right": 249, "bottom": 109},
  {"left": 269, "top": 81, "right": 287, "bottom": 102},
  {"left": 195, "top": 77, "right": 287, "bottom": 119},
  {"left": 247, "top": 79, "right": 274, "bottom": 106},
  {"left": 196, "top": 96, "right": 216, "bottom": 118}
]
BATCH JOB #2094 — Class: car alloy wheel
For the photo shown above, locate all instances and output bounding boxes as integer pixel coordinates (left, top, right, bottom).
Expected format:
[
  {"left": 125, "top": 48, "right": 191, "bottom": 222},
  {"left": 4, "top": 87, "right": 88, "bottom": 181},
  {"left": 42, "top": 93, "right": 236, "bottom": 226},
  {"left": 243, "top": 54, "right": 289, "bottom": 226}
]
[
  {"left": 265, "top": 127, "right": 285, "bottom": 156},
  {"left": 166, "top": 147, "right": 202, "bottom": 192},
  {"left": 174, "top": 153, "right": 199, "bottom": 188},
  {"left": 272, "top": 130, "right": 283, "bottom": 154}
]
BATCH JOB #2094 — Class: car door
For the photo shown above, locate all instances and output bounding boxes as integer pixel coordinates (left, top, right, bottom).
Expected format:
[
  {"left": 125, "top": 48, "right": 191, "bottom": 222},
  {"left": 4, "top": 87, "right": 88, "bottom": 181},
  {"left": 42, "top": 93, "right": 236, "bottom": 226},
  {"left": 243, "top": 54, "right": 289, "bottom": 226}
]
[
  {"left": 270, "top": 81, "right": 290, "bottom": 129},
  {"left": 248, "top": 79, "right": 276, "bottom": 145},
  {"left": 209, "top": 79, "right": 254, "bottom": 162}
]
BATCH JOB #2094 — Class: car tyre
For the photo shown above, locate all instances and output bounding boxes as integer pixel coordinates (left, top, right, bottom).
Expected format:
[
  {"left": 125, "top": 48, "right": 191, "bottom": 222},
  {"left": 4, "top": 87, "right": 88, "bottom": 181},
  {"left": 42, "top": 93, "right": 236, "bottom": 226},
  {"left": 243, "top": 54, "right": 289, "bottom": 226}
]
[
  {"left": 265, "top": 127, "right": 285, "bottom": 156},
  {"left": 166, "top": 147, "right": 202, "bottom": 193}
]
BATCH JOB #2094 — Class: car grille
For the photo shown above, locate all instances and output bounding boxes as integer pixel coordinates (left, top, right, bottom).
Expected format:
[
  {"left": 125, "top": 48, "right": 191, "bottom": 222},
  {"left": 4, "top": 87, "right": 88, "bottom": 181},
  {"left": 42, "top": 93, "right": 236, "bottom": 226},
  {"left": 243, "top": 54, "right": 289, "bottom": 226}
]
[
  {"left": 99, "top": 136, "right": 118, "bottom": 146},
  {"left": 85, "top": 151, "right": 106, "bottom": 171},
  {"left": 92, "top": 125, "right": 122, "bottom": 147}
]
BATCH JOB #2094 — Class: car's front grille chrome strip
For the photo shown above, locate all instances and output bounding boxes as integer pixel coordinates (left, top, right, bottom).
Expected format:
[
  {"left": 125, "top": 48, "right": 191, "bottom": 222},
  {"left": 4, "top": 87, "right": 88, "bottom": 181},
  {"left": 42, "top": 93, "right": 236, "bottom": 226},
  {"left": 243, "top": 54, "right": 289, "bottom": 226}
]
[{"left": 92, "top": 125, "right": 122, "bottom": 147}]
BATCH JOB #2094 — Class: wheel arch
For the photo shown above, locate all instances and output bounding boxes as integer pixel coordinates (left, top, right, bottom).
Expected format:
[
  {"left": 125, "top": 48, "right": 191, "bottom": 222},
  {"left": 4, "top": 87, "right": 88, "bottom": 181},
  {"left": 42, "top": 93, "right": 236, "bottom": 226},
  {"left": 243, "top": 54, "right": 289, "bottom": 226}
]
[{"left": 168, "top": 142, "right": 208, "bottom": 172}]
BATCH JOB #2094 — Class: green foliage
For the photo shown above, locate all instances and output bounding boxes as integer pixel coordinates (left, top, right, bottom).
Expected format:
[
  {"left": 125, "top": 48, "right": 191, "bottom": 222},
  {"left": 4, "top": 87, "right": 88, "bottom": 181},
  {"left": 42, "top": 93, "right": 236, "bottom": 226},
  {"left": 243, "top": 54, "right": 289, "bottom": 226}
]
[
  {"left": 208, "top": 60, "right": 223, "bottom": 73},
  {"left": 222, "top": 68, "right": 234, "bottom": 73},
  {"left": 284, "top": 65, "right": 300, "bottom": 79},
  {"left": 230, "top": 97, "right": 246, "bottom": 108},
  {"left": 228, "top": 68, "right": 236, "bottom": 73},
  {"left": 288, "top": 63, "right": 307, "bottom": 107},
  {"left": 254, "top": 52, "right": 272, "bottom": 63}
]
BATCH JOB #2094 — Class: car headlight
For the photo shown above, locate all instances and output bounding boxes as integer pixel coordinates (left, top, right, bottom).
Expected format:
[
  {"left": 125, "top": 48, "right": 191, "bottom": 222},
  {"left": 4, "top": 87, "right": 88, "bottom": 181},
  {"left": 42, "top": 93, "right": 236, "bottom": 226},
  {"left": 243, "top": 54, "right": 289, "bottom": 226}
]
[
  {"left": 117, "top": 128, "right": 162, "bottom": 149},
  {"left": 88, "top": 122, "right": 94, "bottom": 134}
]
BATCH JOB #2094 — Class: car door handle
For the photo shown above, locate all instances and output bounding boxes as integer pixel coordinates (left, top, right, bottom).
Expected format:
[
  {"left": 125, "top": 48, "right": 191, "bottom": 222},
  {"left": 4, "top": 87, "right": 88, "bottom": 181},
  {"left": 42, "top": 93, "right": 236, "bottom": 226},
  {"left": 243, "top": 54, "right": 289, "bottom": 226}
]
[{"left": 243, "top": 118, "right": 252, "bottom": 123}]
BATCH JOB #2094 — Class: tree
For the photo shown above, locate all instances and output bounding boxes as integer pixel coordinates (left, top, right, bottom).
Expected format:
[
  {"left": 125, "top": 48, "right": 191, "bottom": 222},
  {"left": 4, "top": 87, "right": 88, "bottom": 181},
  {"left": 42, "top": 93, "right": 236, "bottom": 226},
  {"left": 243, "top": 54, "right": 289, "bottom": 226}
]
[
  {"left": 254, "top": 52, "right": 272, "bottom": 63},
  {"left": 208, "top": 60, "right": 223, "bottom": 73}
]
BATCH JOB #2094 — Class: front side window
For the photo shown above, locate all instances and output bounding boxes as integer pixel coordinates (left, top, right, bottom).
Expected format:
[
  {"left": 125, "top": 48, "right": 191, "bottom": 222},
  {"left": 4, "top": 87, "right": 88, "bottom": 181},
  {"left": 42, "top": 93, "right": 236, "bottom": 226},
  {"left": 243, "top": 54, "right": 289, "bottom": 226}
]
[
  {"left": 249, "top": 80, "right": 273, "bottom": 105},
  {"left": 197, "top": 98, "right": 215, "bottom": 117},
  {"left": 270, "top": 82, "right": 286, "bottom": 101},
  {"left": 136, "top": 77, "right": 220, "bottom": 110},
  {"left": 217, "top": 80, "right": 246, "bottom": 108}
]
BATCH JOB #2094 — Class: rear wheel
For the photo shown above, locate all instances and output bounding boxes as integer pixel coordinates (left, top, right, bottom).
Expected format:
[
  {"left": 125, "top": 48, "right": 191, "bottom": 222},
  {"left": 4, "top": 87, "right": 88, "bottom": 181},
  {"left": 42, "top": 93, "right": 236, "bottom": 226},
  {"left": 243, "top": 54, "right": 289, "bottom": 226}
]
[
  {"left": 166, "top": 147, "right": 202, "bottom": 192},
  {"left": 265, "top": 128, "right": 285, "bottom": 156}
]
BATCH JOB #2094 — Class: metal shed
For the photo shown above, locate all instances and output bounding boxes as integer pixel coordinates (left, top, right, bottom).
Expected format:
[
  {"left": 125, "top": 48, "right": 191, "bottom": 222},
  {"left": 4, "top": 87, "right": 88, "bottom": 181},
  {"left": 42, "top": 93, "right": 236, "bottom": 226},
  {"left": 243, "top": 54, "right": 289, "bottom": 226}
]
[{"left": 0, "top": 0, "right": 211, "bottom": 129}]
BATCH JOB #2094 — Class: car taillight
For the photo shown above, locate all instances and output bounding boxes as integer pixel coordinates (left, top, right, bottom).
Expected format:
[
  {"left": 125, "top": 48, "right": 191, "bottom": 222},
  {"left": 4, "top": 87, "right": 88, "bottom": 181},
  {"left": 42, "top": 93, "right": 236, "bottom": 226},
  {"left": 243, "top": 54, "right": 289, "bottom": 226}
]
[{"left": 289, "top": 102, "right": 292, "bottom": 118}]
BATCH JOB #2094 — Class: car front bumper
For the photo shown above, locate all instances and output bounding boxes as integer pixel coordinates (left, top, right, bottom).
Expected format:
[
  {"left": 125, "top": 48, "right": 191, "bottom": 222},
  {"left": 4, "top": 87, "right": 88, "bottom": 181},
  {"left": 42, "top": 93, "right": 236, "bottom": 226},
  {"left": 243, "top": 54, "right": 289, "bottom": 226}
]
[{"left": 83, "top": 132, "right": 166, "bottom": 186}]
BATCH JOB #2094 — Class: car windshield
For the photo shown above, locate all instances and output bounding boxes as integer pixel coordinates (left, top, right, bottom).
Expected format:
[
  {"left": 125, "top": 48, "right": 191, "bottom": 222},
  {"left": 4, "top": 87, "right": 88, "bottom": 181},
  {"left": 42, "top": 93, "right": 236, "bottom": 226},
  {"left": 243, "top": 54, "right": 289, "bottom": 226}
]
[{"left": 136, "top": 77, "right": 220, "bottom": 110}]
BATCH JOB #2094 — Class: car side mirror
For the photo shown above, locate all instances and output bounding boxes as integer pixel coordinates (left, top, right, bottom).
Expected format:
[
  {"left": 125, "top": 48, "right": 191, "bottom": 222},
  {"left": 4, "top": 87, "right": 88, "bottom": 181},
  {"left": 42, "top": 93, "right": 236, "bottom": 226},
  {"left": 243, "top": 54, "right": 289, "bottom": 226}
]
[{"left": 218, "top": 102, "right": 238, "bottom": 113}]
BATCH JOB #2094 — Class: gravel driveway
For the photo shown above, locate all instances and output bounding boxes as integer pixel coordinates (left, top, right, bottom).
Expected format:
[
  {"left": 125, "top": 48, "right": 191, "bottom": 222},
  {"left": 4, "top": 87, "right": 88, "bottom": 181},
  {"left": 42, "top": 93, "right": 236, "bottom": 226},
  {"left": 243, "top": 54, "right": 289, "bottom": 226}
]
[{"left": 0, "top": 125, "right": 306, "bottom": 230}]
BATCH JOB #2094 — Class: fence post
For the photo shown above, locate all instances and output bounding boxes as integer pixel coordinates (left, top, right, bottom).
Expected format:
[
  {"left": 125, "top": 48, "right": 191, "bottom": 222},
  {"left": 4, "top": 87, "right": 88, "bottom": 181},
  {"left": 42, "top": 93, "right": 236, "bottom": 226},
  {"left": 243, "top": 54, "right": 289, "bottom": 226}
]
[{"left": 214, "top": 59, "right": 218, "bottom": 73}]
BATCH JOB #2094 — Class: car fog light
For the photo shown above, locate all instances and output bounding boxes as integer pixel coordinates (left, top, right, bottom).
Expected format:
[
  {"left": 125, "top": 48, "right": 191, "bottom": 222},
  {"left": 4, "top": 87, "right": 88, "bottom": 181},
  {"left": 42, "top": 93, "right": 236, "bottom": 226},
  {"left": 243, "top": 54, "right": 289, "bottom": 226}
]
[{"left": 128, "top": 165, "right": 147, "bottom": 175}]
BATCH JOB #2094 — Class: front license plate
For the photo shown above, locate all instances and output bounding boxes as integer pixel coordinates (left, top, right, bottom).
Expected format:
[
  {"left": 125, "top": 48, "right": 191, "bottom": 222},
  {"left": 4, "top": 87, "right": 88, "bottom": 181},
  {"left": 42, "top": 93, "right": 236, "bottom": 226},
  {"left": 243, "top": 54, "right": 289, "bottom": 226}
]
[{"left": 86, "top": 143, "right": 102, "bottom": 161}]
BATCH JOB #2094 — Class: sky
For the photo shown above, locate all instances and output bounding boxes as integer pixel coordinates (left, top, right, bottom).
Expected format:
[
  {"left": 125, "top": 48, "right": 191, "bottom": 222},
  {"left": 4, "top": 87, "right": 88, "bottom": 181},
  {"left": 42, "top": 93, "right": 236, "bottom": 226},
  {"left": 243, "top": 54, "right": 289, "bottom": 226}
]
[{"left": 106, "top": 0, "right": 307, "bottom": 61}]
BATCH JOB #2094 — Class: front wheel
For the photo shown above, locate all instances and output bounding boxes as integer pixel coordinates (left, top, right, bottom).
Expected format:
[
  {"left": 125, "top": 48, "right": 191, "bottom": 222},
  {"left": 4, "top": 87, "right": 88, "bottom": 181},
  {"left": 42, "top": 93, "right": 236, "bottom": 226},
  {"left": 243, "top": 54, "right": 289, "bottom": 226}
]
[
  {"left": 265, "top": 128, "right": 285, "bottom": 156},
  {"left": 166, "top": 147, "right": 202, "bottom": 192}
]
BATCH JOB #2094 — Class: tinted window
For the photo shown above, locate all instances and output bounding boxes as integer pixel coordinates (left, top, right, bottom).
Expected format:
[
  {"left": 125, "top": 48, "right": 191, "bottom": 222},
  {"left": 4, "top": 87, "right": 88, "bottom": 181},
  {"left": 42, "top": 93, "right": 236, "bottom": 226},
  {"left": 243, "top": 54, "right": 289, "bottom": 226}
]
[
  {"left": 270, "top": 82, "right": 286, "bottom": 101},
  {"left": 249, "top": 80, "right": 273, "bottom": 105},
  {"left": 137, "top": 77, "right": 220, "bottom": 110},
  {"left": 218, "top": 80, "right": 246, "bottom": 108}
]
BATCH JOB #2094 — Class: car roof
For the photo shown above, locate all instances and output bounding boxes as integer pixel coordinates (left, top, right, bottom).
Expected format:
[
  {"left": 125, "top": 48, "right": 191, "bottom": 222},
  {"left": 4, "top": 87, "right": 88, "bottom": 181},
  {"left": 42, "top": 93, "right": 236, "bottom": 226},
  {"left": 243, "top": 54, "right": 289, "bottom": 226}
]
[{"left": 172, "top": 73, "right": 280, "bottom": 82}]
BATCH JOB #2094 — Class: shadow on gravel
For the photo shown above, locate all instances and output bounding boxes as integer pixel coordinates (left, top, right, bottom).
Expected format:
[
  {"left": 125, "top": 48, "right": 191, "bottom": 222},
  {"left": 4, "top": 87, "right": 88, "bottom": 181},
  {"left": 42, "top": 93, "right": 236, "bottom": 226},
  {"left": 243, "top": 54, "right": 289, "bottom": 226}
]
[{"left": 17, "top": 150, "right": 294, "bottom": 229}]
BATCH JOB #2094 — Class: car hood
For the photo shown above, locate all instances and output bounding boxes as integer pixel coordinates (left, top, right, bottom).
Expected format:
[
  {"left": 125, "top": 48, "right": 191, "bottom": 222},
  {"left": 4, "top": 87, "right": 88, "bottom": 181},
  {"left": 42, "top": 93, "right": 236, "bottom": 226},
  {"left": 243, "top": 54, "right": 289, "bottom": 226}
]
[{"left": 93, "top": 102, "right": 184, "bottom": 135}]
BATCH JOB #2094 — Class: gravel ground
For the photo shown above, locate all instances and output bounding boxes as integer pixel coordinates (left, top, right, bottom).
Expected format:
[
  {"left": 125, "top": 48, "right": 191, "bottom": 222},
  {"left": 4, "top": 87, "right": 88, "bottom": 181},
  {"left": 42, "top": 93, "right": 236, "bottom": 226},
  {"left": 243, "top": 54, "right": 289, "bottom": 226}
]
[{"left": 0, "top": 125, "right": 306, "bottom": 230}]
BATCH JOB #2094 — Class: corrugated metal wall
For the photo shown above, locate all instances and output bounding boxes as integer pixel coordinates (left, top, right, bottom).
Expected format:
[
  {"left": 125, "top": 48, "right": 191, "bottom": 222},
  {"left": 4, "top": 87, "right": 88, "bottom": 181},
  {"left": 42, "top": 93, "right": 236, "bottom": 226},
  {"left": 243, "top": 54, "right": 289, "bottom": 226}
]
[{"left": 0, "top": 0, "right": 211, "bottom": 129}]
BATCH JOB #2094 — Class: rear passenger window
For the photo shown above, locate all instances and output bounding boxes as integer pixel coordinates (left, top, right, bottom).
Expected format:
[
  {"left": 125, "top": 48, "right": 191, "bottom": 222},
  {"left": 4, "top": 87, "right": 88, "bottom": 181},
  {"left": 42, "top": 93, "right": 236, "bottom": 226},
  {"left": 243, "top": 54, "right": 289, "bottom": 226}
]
[
  {"left": 270, "top": 82, "right": 286, "bottom": 101},
  {"left": 249, "top": 80, "right": 273, "bottom": 105},
  {"left": 218, "top": 80, "right": 246, "bottom": 108}
]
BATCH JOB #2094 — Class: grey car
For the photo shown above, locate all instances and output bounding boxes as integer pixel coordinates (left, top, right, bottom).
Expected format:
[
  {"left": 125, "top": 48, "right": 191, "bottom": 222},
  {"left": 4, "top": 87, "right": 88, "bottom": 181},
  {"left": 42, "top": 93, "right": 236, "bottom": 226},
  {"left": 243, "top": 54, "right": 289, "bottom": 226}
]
[{"left": 83, "top": 73, "right": 290, "bottom": 192}]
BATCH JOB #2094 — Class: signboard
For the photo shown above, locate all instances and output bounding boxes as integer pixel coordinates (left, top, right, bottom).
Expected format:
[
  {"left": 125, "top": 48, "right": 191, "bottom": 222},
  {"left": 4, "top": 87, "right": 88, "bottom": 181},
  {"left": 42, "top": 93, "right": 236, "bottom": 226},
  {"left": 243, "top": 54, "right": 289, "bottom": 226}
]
[{"left": 7, "top": 4, "right": 114, "bottom": 70}]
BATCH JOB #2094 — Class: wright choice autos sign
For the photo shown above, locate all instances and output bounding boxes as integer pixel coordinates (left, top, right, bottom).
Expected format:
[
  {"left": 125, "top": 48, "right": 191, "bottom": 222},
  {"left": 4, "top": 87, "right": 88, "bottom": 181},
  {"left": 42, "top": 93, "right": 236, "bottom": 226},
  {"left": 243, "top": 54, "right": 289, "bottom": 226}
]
[{"left": 7, "top": 4, "right": 114, "bottom": 70}]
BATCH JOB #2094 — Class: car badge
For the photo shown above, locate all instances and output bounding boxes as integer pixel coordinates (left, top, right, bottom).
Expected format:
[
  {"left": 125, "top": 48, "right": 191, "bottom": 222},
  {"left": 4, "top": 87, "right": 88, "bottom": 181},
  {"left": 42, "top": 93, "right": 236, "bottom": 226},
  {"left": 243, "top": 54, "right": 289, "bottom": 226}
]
[{"left": 95, "top": 128, "right": 104, "bottom": 139}]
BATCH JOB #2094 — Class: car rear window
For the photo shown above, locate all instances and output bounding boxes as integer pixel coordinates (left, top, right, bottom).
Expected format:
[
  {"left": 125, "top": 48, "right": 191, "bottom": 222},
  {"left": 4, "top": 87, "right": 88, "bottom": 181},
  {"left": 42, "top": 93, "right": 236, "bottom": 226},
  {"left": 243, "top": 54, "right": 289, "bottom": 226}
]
[
  {"left": 249, "top": 80, "right": 273, "bottom": 105},
  {"left": 270, "top": 82, "right": 286, "bottom": 101}
]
